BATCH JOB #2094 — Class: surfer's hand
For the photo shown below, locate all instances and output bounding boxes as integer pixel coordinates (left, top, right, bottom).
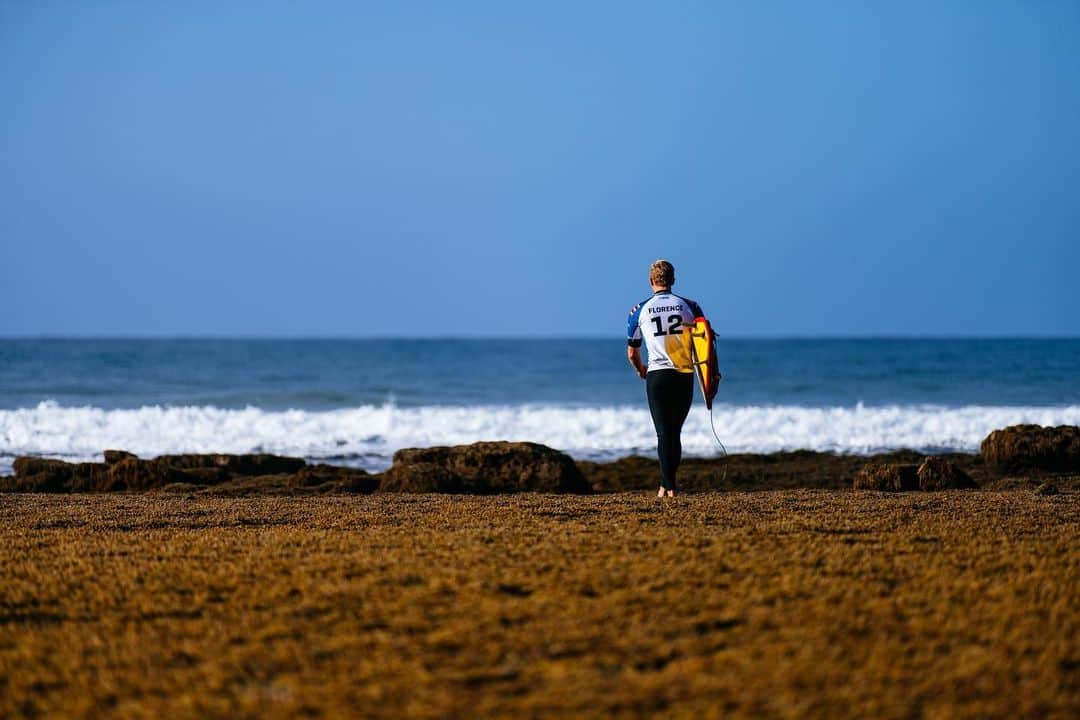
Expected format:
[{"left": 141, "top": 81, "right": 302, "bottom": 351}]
[{"left": 637, "top": 366, "right": 647, "bottom": 380}]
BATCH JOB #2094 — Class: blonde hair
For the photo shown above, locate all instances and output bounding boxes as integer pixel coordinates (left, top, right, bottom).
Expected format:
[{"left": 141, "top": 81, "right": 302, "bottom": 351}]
[{"left": 649, "top": 259, "right": 675, "bottom": 287}]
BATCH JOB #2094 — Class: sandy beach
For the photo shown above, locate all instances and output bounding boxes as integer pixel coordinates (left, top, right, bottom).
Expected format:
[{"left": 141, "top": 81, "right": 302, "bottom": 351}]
[{"left": 2, "top": 491, "right": 1076, "bottom": 718}]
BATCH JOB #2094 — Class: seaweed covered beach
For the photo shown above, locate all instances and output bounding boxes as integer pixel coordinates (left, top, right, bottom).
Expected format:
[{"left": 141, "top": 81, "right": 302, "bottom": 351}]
[{"left": 2, "top": 491, "right": 1076, "bottom": 718}]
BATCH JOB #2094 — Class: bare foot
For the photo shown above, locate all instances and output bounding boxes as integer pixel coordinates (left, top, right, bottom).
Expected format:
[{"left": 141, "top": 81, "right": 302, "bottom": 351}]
[
  {"left": 665, "top": 489, "right": 676, "bottom": 498},
  {"left": 657, "top": 487, "right": 665, "bottom": 498}
]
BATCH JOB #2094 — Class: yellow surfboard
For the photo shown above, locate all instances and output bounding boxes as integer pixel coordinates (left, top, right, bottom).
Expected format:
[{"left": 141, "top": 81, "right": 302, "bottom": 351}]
[{"left": 685, "top": 316, "right": 720, "bottom": 410}]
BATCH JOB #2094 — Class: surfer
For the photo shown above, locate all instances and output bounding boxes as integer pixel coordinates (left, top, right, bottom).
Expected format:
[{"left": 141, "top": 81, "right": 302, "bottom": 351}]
[{"left": 626, "top": 259, "right": 705, "bottom": 498}]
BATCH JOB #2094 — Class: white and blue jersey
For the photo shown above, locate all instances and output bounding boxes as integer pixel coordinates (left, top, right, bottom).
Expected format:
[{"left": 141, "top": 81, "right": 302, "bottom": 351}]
[{"left": 627, "top": 290, "right": 705, "bottom": 373}]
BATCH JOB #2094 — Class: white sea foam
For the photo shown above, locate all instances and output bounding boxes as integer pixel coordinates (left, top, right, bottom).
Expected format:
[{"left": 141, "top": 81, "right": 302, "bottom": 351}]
[{"left": 2, "top": 400, "right": 1080, "bottom": 474}]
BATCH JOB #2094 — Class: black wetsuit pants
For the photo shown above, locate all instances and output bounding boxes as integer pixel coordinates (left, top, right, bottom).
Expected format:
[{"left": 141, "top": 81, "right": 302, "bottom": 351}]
[{"left": 646, "top": 369, "right": 694, "bottom": 491}]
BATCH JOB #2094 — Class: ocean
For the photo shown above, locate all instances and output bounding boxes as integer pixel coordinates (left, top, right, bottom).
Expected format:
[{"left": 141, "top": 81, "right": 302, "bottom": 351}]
[{"left": 1, "top": 338, "right": 1078, "bottom": 475}]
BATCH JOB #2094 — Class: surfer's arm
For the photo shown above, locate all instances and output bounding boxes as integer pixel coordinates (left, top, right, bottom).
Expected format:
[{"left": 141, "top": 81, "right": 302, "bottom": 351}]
[
  {"left": 626, "top": 301, "right": 646, "bottom": 378},
  {"left": 627, "top": 345, "right": 647, "bottom": 379}
]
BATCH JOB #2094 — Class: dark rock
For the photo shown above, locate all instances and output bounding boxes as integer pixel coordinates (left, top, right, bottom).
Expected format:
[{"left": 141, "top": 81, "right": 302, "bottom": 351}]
[
  {"left": 13, "top": 457, "right": 75, "bottom": 478},
  {"left": 0, "top": 472, "right": 70, "bottom": 493},
  {"left": 853, "top": 463, "right": 918, "bottom": 491},
  {"left": 202, "top": 475, "right": 304, "bottom": 496},
  {"left": 577, "top": 456, "right": 658, "bottom": 493},
  {"left": 199, "top": 465, "right": 377, "bottom": 496},
  {"left": 3, "top": 452, "right": 369, "bottom": 495},
  {"left": 6, "top": 457, "right": 110, "bottom": 492},
  {"left": 917, "top": 457, "right": 976, "bottom": 491},
  {"left": 296, "top": 464, "right": 378, "bottom": 493},
  {"left": 1034, "top": 482, "right": 1060, "bottom": 496},
  {"left": 179, "top": 467, "right": 232, "bottom": 485},
  {"left": 67, "top": 463, "right": 121, "bottom": 491},
  {"left": 155, "top": 453, "right": 306, "bottom": 476},
  {"left": 381, "top": 462, "right": 457, "bottom": 493},
  {"left": 980, "top": 425, "right": 1080, "bottom": 474},
  {"left": 104, "top": 450, "right": 138, "bottom": 465},
  {"left": 380, "top": 442, "right": 589, "bottom": 494},
  {"left": 102, "top": 458, "right": 201, "bottom": 492},
  {"left": 576, "top": 450, "right": 957, "bottom": 493}
]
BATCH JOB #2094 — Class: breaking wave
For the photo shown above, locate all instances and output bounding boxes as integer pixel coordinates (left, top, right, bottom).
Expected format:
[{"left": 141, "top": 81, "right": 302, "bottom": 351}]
[{"left": 3, "top": 400, "right": 1080, "bottom": 474}]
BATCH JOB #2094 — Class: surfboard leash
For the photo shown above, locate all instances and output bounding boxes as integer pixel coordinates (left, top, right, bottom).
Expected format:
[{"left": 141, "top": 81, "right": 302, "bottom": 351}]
[
  {"left": 709, "top": 378, "right": 728, "bottom": 484},
  {"left": 708, "top": 404, "right": 727, "bottom": 457}
]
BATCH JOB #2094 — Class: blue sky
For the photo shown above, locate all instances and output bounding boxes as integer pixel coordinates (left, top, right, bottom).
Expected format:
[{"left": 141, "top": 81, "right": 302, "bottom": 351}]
[{"left": 2, "top": 2, "right": 1077, "bottom": 337}]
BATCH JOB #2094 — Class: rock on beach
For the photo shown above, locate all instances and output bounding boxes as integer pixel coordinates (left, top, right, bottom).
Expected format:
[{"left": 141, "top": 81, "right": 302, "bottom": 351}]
[
  {"left": 380, "top": 441, "right": 589, "bottom": 494},
  {"left": 980, "top": 425, "right": 1080, "bottom": 474},
  {"left": 852, "top": 463, "right": 919, "bottom": 492}
]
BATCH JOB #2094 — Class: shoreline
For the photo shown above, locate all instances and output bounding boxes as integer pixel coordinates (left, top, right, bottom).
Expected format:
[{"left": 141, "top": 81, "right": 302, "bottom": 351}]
[{"left": 3, "top": 438, "right": 1077, "bottom": 494}]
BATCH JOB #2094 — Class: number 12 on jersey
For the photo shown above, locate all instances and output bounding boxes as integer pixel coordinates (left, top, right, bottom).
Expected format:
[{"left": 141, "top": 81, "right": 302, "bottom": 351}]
[{"left": 651, "top": 315, "right": 683, "bottom": 336}]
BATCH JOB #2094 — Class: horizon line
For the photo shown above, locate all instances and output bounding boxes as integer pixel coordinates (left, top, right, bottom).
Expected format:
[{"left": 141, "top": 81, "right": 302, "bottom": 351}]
[{"left": 2, "top": 333, "right": 1079, "bottom": 342}]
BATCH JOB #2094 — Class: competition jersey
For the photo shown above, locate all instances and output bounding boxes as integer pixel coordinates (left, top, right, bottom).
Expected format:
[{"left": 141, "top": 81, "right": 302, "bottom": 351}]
[{"left": 627, "top": 290, "right": 705, "bottom": 373}]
